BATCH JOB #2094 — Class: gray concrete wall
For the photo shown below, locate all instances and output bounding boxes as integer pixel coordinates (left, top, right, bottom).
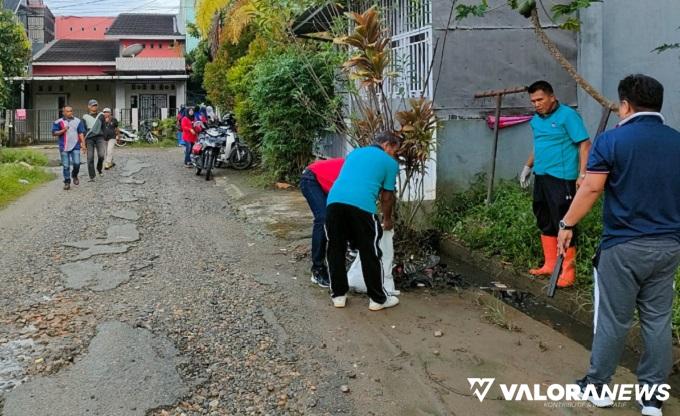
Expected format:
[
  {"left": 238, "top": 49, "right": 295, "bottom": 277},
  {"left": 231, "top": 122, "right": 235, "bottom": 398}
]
[
  {"left": 431, "top": 0, "right": 578, "bottom": 193},
  {"left": 436, "top": 118, "right": 532, "bottom": 195},
  {"left": 431, "top": 0, "right": 577, "bottom": 117},
  {"left": 579, "top": 1, "right": 680, "bottom": 132}
]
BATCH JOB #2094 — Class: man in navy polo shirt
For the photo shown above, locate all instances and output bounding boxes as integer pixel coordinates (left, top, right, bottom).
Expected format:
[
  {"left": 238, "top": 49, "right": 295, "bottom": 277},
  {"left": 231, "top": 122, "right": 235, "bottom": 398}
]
[
  {"left": 520, "top": 80, "right": 591, "bottom": 287},
  {"left": 558, "top": 74, "right": 680, "bottom": 415},
  {"left": 325, "top": 132, "right": 400, "bottom": 311}
]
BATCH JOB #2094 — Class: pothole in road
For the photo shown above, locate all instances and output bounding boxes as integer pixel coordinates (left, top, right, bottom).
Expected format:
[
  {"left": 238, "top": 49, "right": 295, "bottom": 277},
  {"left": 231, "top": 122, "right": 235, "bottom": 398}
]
[
  {"left": 120, "top": 178, "right": 146, "bottom": 185},
  {"left": 0, "top": 295, "right": 98, "bottom": 393},
  {"left": 59, "top": 261, "right": 131, "bottom": 291},
  {"left": 0, "top": 339, "right": 38, "bottom": 393},
  {"left": 111, "top": 209, "right": 140, "bottom": 221},
  {"left": 120, "top": 159, "right": 152, "bottom": 178},
  {"left": 3, "top": 321, "right": 187, "bottom": 416},
  {"left": 63, "top": 223, "right": 139, "bottom": 260},
  {"left": 72, "top": 244, "right": 130, "bottom": 261}
]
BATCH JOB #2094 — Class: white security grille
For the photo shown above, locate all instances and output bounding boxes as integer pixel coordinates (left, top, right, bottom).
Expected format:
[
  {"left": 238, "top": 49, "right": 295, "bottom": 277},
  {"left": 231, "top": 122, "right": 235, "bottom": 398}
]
[{"left": 380, "top": 0, "right": 433, "bottom": 99}]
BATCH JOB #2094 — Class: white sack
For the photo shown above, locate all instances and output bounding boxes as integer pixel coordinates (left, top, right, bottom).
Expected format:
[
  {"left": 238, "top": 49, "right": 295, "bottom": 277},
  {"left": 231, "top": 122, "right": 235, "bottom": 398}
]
[{"left": 347, "top": 230, "right": 400, "bottom": 296}]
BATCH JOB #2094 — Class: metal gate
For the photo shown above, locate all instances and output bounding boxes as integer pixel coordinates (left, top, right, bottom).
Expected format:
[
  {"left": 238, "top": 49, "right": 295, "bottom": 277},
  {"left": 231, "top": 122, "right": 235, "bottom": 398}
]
[
  {"left": 2, "top": 108, "right": 89, "bottom": 146},
  {"left": 139, "top": 94, "right": 167, "bottom": 121}
]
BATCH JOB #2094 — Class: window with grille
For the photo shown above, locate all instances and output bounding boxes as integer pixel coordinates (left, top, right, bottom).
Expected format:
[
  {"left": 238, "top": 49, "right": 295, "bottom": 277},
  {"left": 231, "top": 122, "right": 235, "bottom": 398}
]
[{"left": 381, "top": 0, "right": 433, "bottom": 99}]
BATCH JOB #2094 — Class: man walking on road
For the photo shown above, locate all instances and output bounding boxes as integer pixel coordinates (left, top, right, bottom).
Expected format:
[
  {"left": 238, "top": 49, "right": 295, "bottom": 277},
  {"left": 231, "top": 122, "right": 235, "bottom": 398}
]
[
  {"left": 300, "top": 158, "right": 345, "bottom": 287},
  {"left": 520, "top": 80, "right": 590, "bottom": 288},
  {"left": 102, "top": 108, "right": 118, "bottom": 170},
  {"left": 558, "top": 74, "right": 680, "bottom": 416},
  {"left": 325, "top": 132, "right": 400, "bottom": 311},
  {"left": 52, "top": 106, "right": 86, "bottom": 190},
  {"left": 82, "top": 99, "right": 106, "bottom": 181}
]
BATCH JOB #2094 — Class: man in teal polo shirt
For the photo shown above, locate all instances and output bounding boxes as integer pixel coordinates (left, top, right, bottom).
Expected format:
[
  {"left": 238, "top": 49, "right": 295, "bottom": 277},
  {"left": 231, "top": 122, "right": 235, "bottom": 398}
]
[
  {"left": 519, "top": 80, "right": 590, "bottom": 287},
  {"left": 325, "top": 132, "right": 400, "bottom": 311}
]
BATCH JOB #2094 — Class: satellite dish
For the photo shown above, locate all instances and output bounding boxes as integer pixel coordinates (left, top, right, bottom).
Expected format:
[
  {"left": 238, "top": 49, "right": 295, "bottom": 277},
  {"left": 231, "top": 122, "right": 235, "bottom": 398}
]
[{"left": 121, "top": 43, "right": 144, "bottom": 57}]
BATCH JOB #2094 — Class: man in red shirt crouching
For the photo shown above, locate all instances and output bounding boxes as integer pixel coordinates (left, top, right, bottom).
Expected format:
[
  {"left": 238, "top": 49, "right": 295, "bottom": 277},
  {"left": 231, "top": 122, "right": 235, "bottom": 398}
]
[{"left": 300, "top": 158, "right": 345, "bottom": 287}]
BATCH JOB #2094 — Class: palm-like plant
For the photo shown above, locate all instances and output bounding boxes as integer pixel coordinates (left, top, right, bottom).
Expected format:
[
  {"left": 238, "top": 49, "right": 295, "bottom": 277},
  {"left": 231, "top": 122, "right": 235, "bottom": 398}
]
[
  {"left": 395, "top": 98, "right": 438, "bottom": 227},
  {"left": 334, "top": 7, "right": 438, "bottom": 232},
  {"left": 197, "top": 0, "right": 296, "bottom": 50}
]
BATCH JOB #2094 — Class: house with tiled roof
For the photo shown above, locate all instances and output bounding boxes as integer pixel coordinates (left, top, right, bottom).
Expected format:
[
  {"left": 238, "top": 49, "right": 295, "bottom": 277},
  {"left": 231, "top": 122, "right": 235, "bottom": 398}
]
[{"left": 8, "top": 13, "right": 187, "bottom": 142}]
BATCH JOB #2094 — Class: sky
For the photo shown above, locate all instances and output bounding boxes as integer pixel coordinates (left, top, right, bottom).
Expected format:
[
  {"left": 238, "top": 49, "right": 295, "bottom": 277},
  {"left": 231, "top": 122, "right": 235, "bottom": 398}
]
[{"left": 45, "top": 0, "right": 182, "bottom": 16}]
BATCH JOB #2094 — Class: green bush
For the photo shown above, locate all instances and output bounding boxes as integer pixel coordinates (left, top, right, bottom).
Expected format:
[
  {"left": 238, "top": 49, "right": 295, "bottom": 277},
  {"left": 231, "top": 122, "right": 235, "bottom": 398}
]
[
  {"left": 227, "top": 47, "right": 263, "bottom": 152},
  {"left": 248, "top": 47, "right": 338, "bottom": 183},
  {"left": 434, "top": 178, "right": 602, "bottom": 285},
  {"left": 0, "top": 148, "right": 48, "bottom": 166},
  {"left": 157, "top": 117, "right": 177, "bottom": 141},
  {"left": 433, "top": 178, "right": 680, "bottom": 337}
]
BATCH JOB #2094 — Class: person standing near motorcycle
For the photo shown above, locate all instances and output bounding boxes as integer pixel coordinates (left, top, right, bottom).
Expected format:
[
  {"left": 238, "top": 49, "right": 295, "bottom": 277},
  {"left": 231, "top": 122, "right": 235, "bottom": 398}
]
[
  {"left": 300, "top": 158, "right": 345, "bottom": 287},
  {"left": 82, "top": 99, "right": 107, "bottom": 181},
  {"left": 102, "top": 108, "right": 118, "bottom": 170},
  {"left": 181, "top": 107, "right": 197, "bottom": 167}
]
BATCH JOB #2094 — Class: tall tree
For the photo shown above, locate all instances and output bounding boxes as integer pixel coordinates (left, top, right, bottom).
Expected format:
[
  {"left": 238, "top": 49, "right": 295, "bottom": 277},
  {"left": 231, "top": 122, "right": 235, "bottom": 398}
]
[{"left": 0, "top": 10, "right": 31, "bottom": 107}]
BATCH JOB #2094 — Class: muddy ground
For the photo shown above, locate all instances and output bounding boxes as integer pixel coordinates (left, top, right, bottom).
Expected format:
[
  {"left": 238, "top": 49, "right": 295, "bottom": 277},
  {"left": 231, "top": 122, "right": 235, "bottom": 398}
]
[{"left": 0, "top": 147, "right": 676, "bottom": 415}]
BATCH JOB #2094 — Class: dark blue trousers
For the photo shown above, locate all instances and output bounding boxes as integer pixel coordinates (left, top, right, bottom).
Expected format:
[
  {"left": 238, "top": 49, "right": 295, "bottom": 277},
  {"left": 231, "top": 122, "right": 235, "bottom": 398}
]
[{"left": 300, "top": 169, "right": 327, "bottom": 273}]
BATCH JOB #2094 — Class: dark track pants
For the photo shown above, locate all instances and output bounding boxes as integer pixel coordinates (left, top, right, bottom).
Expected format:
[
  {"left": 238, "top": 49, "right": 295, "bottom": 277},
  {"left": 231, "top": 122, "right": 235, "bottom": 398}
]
[
  {"left": 325, "top": 203, "right": 387, "bottom": 304},
  {"left": 588, "top": 237, "right": 680, "bottom": 387},
  {"left": 86, "top": 136, "right": 106, "bottom": 179},
  {"left": 533, "top": 174, "right": 576, "bottom": 243}
]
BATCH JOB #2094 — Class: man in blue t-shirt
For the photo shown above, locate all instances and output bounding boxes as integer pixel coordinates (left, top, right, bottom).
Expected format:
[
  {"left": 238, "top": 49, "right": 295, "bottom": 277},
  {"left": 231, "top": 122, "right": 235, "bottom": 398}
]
[
  {"left": 558, "top": 74, "right": 680, "bottom": 414},
  {"left": 52, "top": 105, "right": 86, "bottom": 190},
  {"left": 519, "top": 80, "right": 590, "bottom": 287},
  {"left": 325, "top": 132, "right": 400, "bottom": 311}
]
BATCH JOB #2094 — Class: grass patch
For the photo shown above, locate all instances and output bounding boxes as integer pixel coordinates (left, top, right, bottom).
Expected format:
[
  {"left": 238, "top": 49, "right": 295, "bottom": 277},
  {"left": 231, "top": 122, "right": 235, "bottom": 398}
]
[
  {"left": 476, "top": 294, "right": 522, "bottom": 332},
  {"left": 0, "top": 163, "right": 55, "bottom": 208},
  {"left": 0, "top": 148, "right": 49, "bottom": 166},
  {"left": 433, "top": 176, "right": 680, "bottom": 337}
]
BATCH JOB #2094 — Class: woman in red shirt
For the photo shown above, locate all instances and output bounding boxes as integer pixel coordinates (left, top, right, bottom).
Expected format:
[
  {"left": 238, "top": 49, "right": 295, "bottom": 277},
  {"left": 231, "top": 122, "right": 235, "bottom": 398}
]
[
  {"left": 300, "top": 158, "right": 345, "bottom": 287},
  {"left": 181, "top": 108, "right": 197, "bottom": 167}
]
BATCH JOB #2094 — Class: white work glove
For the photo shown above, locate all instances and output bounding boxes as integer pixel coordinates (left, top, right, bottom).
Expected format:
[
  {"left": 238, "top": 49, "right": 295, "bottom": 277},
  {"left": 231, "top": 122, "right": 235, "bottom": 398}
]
[{"left": 519, "top": 165, "right": 532, "bottom": 188}]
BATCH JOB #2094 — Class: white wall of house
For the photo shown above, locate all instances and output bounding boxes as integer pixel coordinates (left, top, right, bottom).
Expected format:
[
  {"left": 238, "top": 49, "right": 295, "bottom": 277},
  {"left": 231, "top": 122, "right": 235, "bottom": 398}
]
[{"left": 31, "top": 80, "right": 116, "bottom": 112}]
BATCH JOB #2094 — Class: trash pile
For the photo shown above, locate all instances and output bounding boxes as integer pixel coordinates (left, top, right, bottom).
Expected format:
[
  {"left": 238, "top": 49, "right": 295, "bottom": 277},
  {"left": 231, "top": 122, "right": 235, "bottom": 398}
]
[
  {"left": 393, "top": 255, "right": 467, "bottom": 291},
  {"left": 391, "top": 228, "right": 468, "bottom": 291},
  {"left": 480, "top": 282, "right": 533, "bottom": 308}
]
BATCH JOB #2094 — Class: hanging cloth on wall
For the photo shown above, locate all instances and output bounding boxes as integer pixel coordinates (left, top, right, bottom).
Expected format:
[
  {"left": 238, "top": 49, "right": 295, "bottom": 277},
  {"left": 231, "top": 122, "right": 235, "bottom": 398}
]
[{"left": 486, "top": 115, "right": 533, "bottom": 130}]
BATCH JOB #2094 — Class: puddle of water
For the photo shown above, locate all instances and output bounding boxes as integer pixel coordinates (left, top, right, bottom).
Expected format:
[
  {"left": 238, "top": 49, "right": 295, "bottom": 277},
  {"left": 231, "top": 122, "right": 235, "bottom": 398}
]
[{"left": 0, "top": 339, "right": 37, "bottom": 392}]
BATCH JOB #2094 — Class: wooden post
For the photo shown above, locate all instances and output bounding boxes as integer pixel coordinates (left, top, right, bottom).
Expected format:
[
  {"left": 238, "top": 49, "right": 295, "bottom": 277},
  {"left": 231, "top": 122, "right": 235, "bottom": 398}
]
[
  {"left": 486, "top": 94, "right": 503, "bottom": 204},
  {"left": 474, "top": 86, "right": 527, "bottom": 204}
]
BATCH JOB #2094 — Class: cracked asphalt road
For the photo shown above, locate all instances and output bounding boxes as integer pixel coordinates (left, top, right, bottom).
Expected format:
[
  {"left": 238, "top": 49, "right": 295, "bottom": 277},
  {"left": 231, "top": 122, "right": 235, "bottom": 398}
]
[{"left": 0, "top": 148, "right": 675, "bottom": 416}]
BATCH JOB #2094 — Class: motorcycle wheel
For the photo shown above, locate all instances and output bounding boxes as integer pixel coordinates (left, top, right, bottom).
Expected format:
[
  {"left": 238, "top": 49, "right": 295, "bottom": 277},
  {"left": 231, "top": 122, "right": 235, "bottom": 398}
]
[
  {"left": 195, "top": 156, "right": 202, "bottom": 175},
  {"left": 115, "top": 138, "right": 127, "bottom": 147},
  {"left": 204, "top": 149, "right": 214, "bottom": 181},
  {"left": 229, "top": 146, "right": 253, "bottom": 170}
]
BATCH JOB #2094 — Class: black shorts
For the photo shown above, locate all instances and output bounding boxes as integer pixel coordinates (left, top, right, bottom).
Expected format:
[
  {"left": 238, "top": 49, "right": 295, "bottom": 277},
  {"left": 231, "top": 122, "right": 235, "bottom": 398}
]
[{"left": 532, "top": 174, "right": 576, "bottom": 240}]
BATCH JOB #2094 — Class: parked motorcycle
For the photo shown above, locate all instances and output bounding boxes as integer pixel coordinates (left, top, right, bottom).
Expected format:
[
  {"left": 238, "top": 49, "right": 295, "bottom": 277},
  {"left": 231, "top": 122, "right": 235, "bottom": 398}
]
[
  {"left": 192, "top": 128, "right": 226, "bottom": 181},
  {"left": 115, "top": 127, "right": 138, "bottom": 147},
  {"left": 115, "top": 120, "right": 159, "bottom": 146},
  {"left": 215, "top": 114, "right": 253, "bottom": 170}
]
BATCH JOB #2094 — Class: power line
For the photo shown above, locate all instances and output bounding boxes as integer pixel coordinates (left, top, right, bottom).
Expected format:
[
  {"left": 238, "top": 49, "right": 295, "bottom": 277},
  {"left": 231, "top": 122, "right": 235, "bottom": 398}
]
[{"left": 46, "top": 0, "right": 180, "bottom": 13}]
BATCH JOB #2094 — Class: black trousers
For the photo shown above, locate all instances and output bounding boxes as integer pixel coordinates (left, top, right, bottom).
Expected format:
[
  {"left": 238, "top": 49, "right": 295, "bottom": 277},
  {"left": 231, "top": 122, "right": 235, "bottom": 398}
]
[
  {"left": 532, "top": 174, "right": 577, "bottom": 242},
  {"left": 86, "top": 136, "right": 106, "bottom": 179},
  {"left": 325, "top": 203, "right": 387, "bottom": 304}
]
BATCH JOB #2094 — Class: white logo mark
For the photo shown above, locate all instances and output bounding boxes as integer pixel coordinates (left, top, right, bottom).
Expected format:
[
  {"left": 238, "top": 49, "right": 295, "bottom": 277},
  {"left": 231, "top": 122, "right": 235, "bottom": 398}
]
[{"left": 468, "top": 378, "right": 495, "bottom": 402}]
